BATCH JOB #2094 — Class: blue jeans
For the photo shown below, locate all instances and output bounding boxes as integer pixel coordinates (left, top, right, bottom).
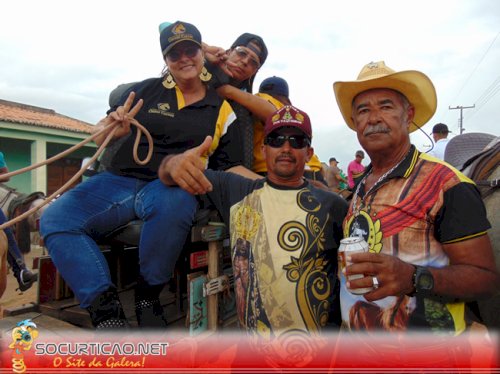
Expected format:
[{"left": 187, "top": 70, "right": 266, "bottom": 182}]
[
  {"left": 40, "top": 172, "right": 197, "bottom": 308},
  {"left": 0, "top": 209, "right": 26, "bottom": 275}
]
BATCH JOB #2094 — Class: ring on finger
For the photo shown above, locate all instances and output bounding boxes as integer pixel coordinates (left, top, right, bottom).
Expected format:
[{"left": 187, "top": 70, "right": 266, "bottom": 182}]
[{"left": 372, "top": 276, "right": 379, "bottom": 289}]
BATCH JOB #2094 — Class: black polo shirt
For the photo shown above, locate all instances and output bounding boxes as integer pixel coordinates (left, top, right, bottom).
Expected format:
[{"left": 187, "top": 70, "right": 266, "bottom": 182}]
[{"left": 101, "top": 77, "right": 242, "bottom": 180}]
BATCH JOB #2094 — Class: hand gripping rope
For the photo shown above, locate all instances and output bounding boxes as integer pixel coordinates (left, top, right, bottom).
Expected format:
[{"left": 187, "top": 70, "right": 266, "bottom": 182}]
[{"left": 0, "top": 101, "right": 153, "bottom": 231}]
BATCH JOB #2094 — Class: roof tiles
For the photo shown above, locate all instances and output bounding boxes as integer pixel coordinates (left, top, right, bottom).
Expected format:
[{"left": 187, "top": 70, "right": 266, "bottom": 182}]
[{"left": 0, "top": 99, "right": 94, "bottom": 134}]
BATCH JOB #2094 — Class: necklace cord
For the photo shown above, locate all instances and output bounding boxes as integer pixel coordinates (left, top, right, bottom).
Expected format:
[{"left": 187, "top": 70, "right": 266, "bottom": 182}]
[{"left": 351, "top": 148, "right": 411, "bottom": 218}]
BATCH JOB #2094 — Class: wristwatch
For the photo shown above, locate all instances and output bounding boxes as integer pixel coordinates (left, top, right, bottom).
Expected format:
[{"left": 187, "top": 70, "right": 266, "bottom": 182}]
[{"left": 412, "top": 265, "right": 434, "bottom": 296}]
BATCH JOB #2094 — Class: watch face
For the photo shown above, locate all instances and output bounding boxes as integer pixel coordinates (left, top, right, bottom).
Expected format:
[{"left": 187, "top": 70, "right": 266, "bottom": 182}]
[
  {"left": 416, "top": 267, "right": 434, "bottom": 292},
  {"left": 418, "top": 273, "right": 434, "bottom": 290}
]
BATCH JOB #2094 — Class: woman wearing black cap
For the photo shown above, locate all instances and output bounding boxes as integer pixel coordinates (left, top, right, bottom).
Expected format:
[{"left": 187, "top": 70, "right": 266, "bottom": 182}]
[{"left": 40, "top": 21, "right": 245, "bottom": 330}]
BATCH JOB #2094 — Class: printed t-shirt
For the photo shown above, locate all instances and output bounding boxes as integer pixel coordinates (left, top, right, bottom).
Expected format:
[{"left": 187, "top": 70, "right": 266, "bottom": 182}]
[{"left": 205, "top": 169, "right": 348, "bottom": 337}]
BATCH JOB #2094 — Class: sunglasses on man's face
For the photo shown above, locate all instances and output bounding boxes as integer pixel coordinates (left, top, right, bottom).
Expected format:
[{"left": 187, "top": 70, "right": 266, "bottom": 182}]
[
  {"left": 234, "top": 46, "right": 260, "bottom": 69},
  {"left": 166, "top": 45, "right": 200, "bottom": 62},
  {"left": 264, "top": 134, "right": 310, "bottom": 149}
]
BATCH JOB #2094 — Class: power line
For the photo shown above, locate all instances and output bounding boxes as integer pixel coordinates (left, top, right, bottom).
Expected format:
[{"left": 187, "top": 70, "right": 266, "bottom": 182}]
[
  {"left": 449, "top": 31, "right": 500, "bottom": 105},
  {"left": 468, "top": 75, "right": 500, "bottom": 119}
]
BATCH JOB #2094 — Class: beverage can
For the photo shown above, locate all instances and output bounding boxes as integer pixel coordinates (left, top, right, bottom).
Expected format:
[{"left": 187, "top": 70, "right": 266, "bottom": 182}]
[{"left": 338, "top": 236, "right": 373, "bottom": 295}]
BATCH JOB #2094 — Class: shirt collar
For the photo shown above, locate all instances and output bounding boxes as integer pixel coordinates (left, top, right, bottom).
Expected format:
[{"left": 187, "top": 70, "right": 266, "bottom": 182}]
[
  {"left": 265, "top": 177, "right": 309, "bottom": 190},
  {"left": 364, "top": 144, "right": 420, "bottom": 180}
]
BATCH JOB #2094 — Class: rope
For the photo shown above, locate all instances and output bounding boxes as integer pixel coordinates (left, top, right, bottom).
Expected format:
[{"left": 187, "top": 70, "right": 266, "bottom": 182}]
[{"left": 0, "top": 118, "right": 153, "bottom": 231}]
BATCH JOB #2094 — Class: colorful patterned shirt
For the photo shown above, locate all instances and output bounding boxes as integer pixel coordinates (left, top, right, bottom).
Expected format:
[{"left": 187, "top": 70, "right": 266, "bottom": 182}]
[{"left": 342, "top": 145, "right": 490, "bottom": 335}]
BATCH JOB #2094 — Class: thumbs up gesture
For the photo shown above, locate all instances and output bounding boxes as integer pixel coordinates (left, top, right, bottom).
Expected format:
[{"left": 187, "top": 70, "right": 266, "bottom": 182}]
[{"left": 158, "top": 136, "right": 213, "bottom": 195}]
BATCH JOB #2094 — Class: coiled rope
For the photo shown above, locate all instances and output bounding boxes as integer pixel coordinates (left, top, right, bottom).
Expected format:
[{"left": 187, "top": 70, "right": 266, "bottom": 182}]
[{"left": 0, "top": 107, "right": 153, "bottom": 231}]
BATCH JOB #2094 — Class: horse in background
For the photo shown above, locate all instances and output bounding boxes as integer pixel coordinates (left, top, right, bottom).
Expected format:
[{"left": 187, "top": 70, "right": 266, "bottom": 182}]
[
  {"left": 0, "top": 183, "right": 18, "bottom": 216},
  {"left": 0, "top": 183, "right": 46, "bottom": 254}
]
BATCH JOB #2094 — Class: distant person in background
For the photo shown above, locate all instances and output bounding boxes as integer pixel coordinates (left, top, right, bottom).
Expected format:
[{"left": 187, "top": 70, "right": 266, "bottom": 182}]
[
  {"left": 347, "top": 150, "right": 365, "bottom": 189},
  {"left": 428, "top": 123, "right": 450, "bottom": 160},
  {"left": 320, "top": 162, "right": 329, "bottom": 180},
  {"left": 339, "top": 168, "right": 348, "bottom": 191},
  {"left": 326, "top": 157, "right": 347, "bottom": 193},
  {"left": 0, "top": 151, "right": 38, "bottom": 292}
]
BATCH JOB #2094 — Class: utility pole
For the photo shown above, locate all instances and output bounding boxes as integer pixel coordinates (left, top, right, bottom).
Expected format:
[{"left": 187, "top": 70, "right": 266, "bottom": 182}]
[{"left": 448, "top": 105, "right": 475, "bottom": 134}]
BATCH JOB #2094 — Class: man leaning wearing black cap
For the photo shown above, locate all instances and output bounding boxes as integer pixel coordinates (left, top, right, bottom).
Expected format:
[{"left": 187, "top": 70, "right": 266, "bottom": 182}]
[
  {"left": 203, "top": 33, "right": 276, "bottom": 174},
  {"left": 429, "top": 123, "right": 451, "bottom": 160}
]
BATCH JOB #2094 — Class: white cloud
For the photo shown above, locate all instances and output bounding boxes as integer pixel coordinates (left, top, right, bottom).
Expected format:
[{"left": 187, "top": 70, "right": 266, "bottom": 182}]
[{"left": 1, "top": 0, "right": 499, "bottom": 167}]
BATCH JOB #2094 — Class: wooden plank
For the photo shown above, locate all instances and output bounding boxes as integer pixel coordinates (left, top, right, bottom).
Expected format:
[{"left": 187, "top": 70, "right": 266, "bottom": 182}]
[
  {"left": 0, "top": 311, "right": 83, "bottom": 332},
  {"left": 38, "top": 256, "right": 60, "bottom": 304},
  {"left": 220, "top": 266, "right": 236, "bottom": 323},
  {"left": 207, "top": 240, "right": 222, "bottom": 331},
  {"left": 188, "top": 273, "right": 208, "bottom": 336}
]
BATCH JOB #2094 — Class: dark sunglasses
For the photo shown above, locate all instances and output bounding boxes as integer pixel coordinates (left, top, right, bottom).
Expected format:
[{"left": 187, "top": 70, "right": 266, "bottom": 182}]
[
  {"left": 234, "top": 46, "right": 260, "bottom": 69},
  {"left": 166, "top": 45, "right": 200, "bottom": 62},
  {"left": 264, "top": 134, "right": 310, "bottom": 149}
]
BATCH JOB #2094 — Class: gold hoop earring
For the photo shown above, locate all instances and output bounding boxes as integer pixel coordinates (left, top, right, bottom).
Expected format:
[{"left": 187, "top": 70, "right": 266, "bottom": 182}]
[
  {"left": 199, "top": 66, "right": 212, "bottom": 82},
  {"left": 163, "top": 71, "right": 176, "bottom": 89}
]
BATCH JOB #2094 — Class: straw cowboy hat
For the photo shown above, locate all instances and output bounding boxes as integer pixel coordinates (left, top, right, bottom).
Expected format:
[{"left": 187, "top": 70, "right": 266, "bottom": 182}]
[{"left": 333, "top": 61, "right": 437, "bottom": 133}]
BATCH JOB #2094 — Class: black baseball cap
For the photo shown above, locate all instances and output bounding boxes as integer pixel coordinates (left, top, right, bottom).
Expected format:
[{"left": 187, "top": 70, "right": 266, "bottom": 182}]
[
  {"left": 160, "top": 21, "right": 202, "bottom": 57},
  {"left": 231, "top": 33, "right": 268, "bottom": 66},
  {"left": 259, "top": 76, "right": 289, "bottom": 97},
  {"left": 431, "top": 123, "right": 451, "bottom": 134}
]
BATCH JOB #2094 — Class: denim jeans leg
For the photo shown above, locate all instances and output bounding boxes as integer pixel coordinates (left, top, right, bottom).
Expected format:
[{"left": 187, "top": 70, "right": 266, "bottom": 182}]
[
  {"left": 135, "top": 180, "right": 197, "bottom": 285},
  {"left": 0, "top": 210, "right": 25, "bottom": 274},
  {"left": 40, "top": 172, "right": 140, "bottom": 307}
]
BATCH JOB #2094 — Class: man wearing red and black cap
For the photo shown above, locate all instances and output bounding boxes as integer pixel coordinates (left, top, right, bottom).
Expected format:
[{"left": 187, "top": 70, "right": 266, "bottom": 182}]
[
  {"left": 253, "top": 77, "right": 326, "bottom": 187},
  {"left": 160, "top": 105, "right": 348, "bottom": 336}
]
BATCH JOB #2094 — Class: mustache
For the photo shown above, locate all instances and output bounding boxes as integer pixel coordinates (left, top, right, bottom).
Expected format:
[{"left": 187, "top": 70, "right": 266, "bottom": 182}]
[
  {"left": 364, "top": 124, "right": 390, "bottom": 136},
  {"left": 276, "top": 153, "right": 296, "bottom": 162}
]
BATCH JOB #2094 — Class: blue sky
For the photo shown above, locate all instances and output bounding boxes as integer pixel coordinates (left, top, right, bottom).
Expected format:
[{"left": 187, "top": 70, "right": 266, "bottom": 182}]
[{"left": 1, "top": 0, "right": 499, "bottom": 167}]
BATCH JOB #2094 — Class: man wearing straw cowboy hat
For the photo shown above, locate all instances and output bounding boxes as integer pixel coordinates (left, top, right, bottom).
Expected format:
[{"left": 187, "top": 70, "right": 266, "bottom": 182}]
[{"left": 332, "top": 61, "right": 498, "bottom": 333}]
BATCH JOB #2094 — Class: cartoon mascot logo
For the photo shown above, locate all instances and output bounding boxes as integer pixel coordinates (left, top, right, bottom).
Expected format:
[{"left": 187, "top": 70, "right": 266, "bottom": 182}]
[{"left": 9, "top": 319, "right": 39, "bottom": 373}]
